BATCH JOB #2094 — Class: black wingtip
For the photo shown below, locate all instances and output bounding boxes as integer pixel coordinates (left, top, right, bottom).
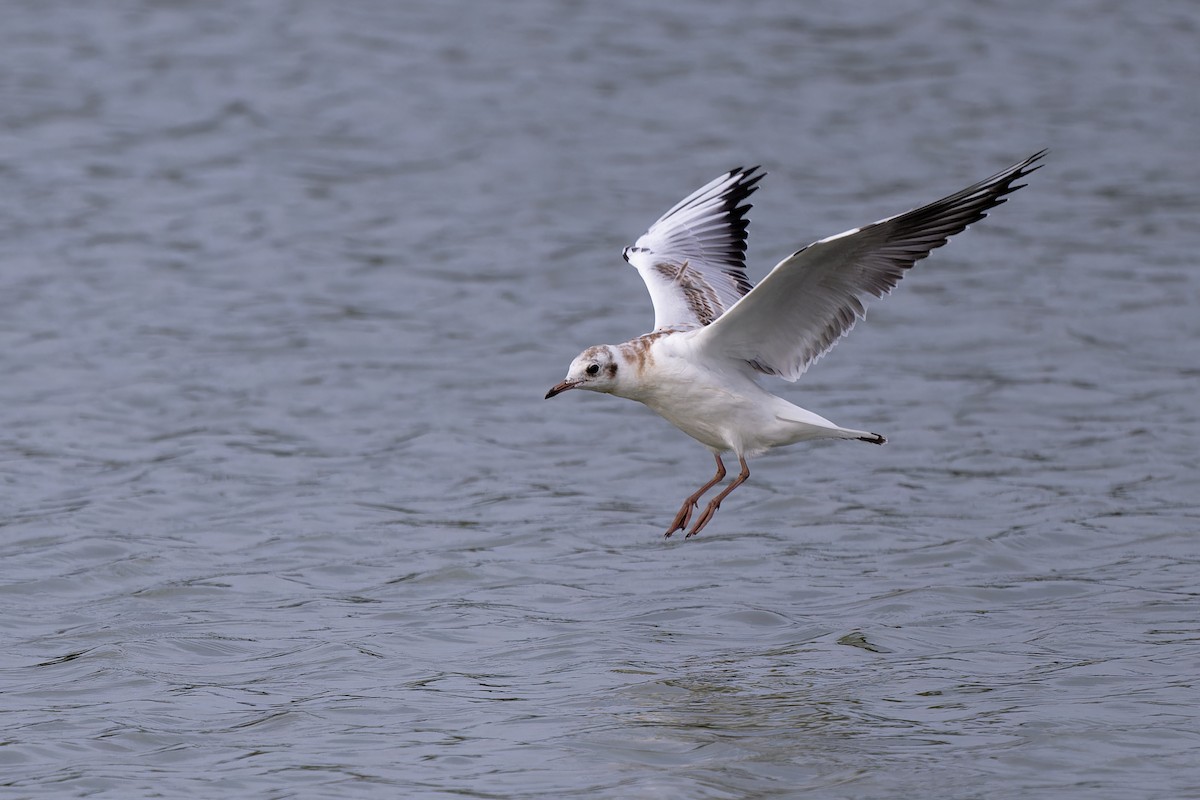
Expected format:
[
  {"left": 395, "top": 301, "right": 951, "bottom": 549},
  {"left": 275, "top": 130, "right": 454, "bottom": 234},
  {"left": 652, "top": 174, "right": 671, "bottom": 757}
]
[
  {"left": 723, "top": 165, "right": 766, "bottom": 195},
  {"left": 859, "top": 433, "right": 887, "bottom": 445},
  {"left": 1009, "top": 150, "right": 1048, "bottom": 180},
  {"left": 708, "top": 166, "right": 767, "bottom": 280},
  {"left": 739, "top": 165, "right": 766, "bottom": 190},
  {"left": 728, "top": 164, "right": 764, "bottom": 178}
]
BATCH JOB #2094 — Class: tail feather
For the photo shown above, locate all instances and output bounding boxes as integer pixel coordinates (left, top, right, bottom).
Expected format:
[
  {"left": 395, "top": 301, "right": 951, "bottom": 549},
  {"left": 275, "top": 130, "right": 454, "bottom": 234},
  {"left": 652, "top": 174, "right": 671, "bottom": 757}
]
[{"left": 773, "top": 413, "right": 887, "bottom": 446}]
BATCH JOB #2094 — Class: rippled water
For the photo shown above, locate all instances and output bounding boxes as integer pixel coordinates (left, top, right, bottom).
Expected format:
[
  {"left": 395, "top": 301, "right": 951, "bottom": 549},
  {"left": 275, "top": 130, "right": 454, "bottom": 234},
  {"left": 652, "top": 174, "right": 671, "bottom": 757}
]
[{"left": 2, "top": 1, "right": 1198, "bottom": 797}]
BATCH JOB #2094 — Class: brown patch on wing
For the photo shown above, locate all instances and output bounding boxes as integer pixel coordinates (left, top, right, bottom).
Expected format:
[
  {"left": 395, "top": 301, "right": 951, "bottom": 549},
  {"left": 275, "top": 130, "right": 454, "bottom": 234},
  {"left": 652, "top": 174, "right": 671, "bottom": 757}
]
[
  {"left": 618, "top": 330, "right": 672, "bottom": 377},
  {"left": 652, "top": 260, "right": 722, "bottom": 327}
]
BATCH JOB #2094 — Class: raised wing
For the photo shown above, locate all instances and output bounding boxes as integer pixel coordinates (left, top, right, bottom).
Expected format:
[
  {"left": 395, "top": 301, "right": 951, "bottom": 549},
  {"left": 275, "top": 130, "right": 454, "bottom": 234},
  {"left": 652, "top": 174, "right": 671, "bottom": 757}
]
[
  {"left": 692, "top": 151, "right": 1045, "bottom": 380},
  {"left": 623, "top": 167, "right": 764, "bottom": 331}
]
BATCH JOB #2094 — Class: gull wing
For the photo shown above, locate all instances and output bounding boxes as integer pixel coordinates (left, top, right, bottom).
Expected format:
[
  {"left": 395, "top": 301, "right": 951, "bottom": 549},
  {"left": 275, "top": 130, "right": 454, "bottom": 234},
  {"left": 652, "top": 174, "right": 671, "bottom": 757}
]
[
  {"left": 692, "top": 151, "right": 1045, "bottom": 380},
  {"left": 623, "top": 167, "right": 764, "bottom": 331}
]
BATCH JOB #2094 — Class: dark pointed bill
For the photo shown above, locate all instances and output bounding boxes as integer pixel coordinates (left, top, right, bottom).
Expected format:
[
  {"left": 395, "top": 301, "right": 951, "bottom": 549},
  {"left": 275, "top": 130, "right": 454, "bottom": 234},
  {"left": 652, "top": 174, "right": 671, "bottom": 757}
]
[{"left": 545, "top": 380, "right": 578, "bottom": 399}]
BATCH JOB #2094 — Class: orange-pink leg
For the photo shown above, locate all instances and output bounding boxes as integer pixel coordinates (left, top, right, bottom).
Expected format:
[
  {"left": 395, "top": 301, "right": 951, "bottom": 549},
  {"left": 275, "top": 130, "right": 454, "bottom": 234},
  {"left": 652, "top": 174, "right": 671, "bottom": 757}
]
[
  {"left": 686, "top": 455, "right": 750, "bottom": 538},
  {"left": 664, "top": 454, "right": 726, "bottom": 538}
]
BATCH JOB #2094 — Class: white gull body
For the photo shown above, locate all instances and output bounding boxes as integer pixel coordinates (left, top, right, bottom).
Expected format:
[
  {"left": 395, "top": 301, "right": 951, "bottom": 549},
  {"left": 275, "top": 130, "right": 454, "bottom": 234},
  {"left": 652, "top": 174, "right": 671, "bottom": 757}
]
[{"left": 547, "top": 152, "right": 1044, "bottom": 537}]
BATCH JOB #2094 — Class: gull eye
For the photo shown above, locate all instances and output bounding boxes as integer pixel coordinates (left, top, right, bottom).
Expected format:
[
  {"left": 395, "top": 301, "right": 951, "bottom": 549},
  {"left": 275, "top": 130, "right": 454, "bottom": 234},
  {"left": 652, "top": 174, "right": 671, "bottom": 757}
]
[{"left": 586, "top": 363, "right": 600, "bottom": 376}]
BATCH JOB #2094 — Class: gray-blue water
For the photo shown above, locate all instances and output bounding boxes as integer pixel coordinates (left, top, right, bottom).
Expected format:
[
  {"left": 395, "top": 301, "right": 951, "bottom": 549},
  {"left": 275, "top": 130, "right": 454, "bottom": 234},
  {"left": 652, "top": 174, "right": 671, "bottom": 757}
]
[{"left": 2, "top": 1, "right": 1198, "bottom": 797}]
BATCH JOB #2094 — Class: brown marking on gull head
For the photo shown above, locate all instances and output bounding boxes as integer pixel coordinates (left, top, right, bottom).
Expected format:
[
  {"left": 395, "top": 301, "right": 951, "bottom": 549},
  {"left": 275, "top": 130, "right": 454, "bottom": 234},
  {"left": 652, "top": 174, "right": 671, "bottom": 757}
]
[
  {"left": 618, "top": 330, "right": 672, "bottom": 377},
  {"left": 580, "top": 345, "right": 620, "bottom": 381},
  {"left": 653, "top": 260, "right": 722, "bottom": 326}
]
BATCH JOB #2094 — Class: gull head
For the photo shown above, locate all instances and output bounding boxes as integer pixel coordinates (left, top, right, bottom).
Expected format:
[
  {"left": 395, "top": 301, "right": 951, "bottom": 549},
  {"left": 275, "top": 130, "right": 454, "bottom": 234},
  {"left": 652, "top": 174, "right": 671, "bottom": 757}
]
[{"left": 545, "top": 345, "right": 621, "bottom": 399}]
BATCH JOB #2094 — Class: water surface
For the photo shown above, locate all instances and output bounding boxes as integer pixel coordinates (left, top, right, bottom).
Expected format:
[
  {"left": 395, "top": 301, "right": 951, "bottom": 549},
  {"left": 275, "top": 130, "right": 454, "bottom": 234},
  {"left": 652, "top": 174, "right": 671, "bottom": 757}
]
[{"left": 2, "top": 1, "right": 1198, "bottom": 797}]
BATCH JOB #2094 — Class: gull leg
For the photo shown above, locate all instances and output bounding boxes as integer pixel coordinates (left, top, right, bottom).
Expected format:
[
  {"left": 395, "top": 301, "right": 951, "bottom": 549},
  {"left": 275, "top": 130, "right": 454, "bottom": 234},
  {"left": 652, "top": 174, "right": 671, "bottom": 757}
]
[
  {"left": 686, "top": 455, "right": 750, "bottom": 538},
  {"left": 664, "top": 454, "right": 726, "bottom": 538}
]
